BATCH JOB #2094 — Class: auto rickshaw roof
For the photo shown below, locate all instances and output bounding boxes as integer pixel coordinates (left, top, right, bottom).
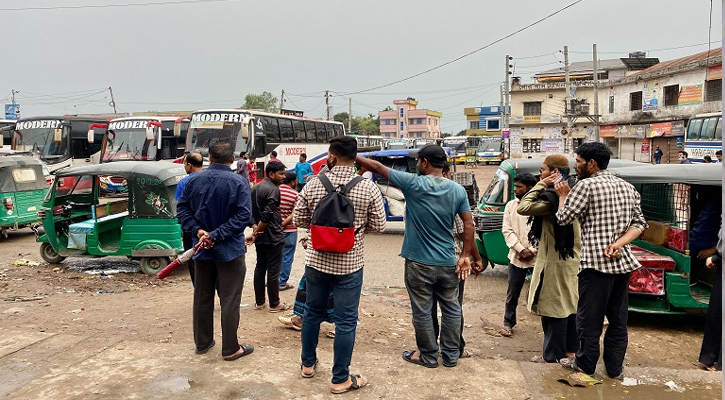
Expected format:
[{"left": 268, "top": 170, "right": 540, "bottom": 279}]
[
  {"left": 501, "top": 157, "right": 644, "bottom": 176},
  {"left": 360, "top": 147, "right": 457, "bottom": 159},
  {"left": 611, "top": 164, "right": 722, "bottom": 186},
  {"left": 0, "top": 155, "right": 44, "bottom": 169},
  {"left": 55, "top": 161, "right": 186, "bottom": 184}
]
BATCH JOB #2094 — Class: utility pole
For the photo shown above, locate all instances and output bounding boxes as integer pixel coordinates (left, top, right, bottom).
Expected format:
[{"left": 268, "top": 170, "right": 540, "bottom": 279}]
[
  {"left": 348, "top": 98, "right": 352, "bottom": 132},
  {"left": 563, "top": 46, "right": 572, "bottom": 154},
  {"left": 503, "top": 54, "right": 512, "bottom": 159},
  {"left": 325, "top": 90, "right": 331, "bottom": 120},
  {"left": 592, "top": 43, "right": 600, "bottom": 142},
  {"left": 280, "top": 89, "right": 285, "bottom": 110},
  {"left": 108, "top": 86, "right": 117, "bottom": 113},
  {"left": 11, "top": 89, "right": 17, "bottom": 104}
]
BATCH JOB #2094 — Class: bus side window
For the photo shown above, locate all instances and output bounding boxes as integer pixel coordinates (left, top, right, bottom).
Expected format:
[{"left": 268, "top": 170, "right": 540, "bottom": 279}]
[
  {"left": 313, "top": 122, "right": 325, "bottom": 143},
  {"left": 303, "top": 121, "right": 317, "bottom": 143},
  {"left": 715, "top": 117, "right": 722, "bottom": 139},
  {"left": 264, "top": 117, "right": 280, "bottom": 142},
  {"left": 279, "top": 119, "right": 294, "bottom": 142},
  {"left": 293, "top": 119, "right": 306, "bottom": 142},
  {"left": 687, "top": 119, "right": 703, "bottom": 140},
  {"left": 334, "top": 125, "right": 344, "bottom": 137},
  {"left": 702, "top": 117, "right": 719, "bottom": 139}
]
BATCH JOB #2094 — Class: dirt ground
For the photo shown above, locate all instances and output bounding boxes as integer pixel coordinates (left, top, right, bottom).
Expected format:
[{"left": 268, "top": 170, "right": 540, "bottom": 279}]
[{"left": 0, "top": 164, "right": 721, "bottom": 399}]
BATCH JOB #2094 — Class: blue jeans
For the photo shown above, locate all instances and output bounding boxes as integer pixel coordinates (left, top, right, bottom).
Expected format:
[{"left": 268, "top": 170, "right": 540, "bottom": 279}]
[
  {"left": 301, "top": 266, "right": 363, "bottom": 384},
  {"left": 405, "top": 259, "right": 461, "bottom": 366},
  {"left": 279, "top": 231, "right": 298, "bottom": 286}
]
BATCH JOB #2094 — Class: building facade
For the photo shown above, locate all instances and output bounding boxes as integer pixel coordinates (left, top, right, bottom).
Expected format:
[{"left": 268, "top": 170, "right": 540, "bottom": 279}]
[
  {"left": 464, "top": 106, "right": 502, "bottom": 136},
  {"left": 379, "top": 98, "right": 442, "bottom": 139}
]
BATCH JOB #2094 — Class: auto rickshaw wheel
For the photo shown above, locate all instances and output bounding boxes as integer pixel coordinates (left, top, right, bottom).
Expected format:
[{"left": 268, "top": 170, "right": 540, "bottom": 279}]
[
  {"left": 40, "top": 243, "right": 66, "bottom": 264},
  {"left": 140, "top": 257, "right": 170, "bottom": 276}
]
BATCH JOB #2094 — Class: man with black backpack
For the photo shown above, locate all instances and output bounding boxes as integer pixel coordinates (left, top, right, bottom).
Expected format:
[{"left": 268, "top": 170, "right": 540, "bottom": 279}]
[{"left": 293, "top": 136, "right": 385, "bottom": 394}]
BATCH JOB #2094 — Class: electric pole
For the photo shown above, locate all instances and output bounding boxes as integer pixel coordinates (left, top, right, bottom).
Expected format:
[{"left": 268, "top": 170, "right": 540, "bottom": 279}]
[
  {"left": 325, "top": 90, "right": 331, "bottom": 121},
  {"left": 348, "top": 98, "right": 352, "bottom": 132},
  {"left": 563, "top": 46, "right": 572, "bottom": 154},
  {"left": 503, "top": 54, "right": 512, "bottom": 159},
  {"left": 592, "top": 43, "right": 600, "bottom": 143},
  {"left": 108, "top": 86, "right": 117, "bottom": 113},
  {"left": 11, "top": 89, "right": 17, "bottom": 104},
  {"left": 280, "top": 89, "right": 285, "bottom": 110}
]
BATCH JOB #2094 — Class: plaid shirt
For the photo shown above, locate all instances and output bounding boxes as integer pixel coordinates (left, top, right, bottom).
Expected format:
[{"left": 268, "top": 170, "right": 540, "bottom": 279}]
[
  {"left": 556, "top": 170, "right": 647, "bottom": 274},
  {"left": 293, "top": 166, "right": 386, "bottom": 275}
]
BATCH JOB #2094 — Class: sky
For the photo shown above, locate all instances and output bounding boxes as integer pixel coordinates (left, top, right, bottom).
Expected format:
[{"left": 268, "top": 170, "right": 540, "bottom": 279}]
[{"left": 3, "top": 0, "right": 722, "bottom": 133}]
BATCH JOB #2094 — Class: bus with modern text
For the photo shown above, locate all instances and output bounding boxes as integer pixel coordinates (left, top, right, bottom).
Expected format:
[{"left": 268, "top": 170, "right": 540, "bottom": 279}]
[
  {"left": 186, "top": 109, "right": 346, "bottom": 176},
  {"left": 12, "top": 116, "right": 109, "bottom": 173},
  {"left": 103, "top": 116, "right": 189, "bottom": 162},
  {"left": 684, "top": 112, "right": 722, "bottom": 162},
  {"left": 348, "top": 134, "right": 384, "bottom": 151}
]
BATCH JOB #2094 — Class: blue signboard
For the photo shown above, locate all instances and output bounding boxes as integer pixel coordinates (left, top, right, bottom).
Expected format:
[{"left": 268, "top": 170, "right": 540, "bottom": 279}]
[{"left": 4, "top": 104, "right": 20, "bottom": 120}]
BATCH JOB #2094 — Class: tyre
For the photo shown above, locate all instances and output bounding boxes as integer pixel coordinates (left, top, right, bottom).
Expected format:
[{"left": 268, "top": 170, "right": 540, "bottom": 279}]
[
  {"left": 40, "top": 242, "right": 66, "bottom": 264},
  {"left": 139, "top": 257, "right": 170, "bottom": 276}
]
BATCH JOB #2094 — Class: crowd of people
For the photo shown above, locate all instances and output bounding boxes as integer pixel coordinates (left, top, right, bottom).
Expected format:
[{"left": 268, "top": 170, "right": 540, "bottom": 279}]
[{"left": 172, "top": 139, "right": 721, "bottom": 394}]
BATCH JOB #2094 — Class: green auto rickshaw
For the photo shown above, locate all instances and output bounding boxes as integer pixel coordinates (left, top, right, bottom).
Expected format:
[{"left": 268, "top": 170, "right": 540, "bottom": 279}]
[
  {"left": 37, "top": 161, "right": 187, "bottom": 275},
  {"left": 475, "top": 157, "right": 643, "bottom": 268},
  {"left": 0, "top": 156, "right": 49, "bottom": 238}
]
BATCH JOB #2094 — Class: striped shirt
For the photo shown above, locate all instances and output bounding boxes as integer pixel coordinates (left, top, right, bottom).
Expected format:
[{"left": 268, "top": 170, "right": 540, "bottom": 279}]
[
  {"left": 556, "top": 170, "right": 647, "bottom": 274},
  {"left": 279, "top": 183, "right": 298, "bottom": 232},
  {"left": 293, "top": 165, "right": 386, "bottom": 275}
]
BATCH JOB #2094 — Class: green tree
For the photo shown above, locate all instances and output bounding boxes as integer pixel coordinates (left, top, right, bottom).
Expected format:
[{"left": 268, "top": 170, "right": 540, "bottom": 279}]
[{"left": 243, "top": 91, "right": 278, "bottom": 113}]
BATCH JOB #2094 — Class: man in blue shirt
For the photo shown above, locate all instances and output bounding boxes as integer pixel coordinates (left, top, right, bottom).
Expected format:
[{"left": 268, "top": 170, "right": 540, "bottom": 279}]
[
  {"left": 175, "top": 152, "right": 203, "bottom": 284},
  {"left": 356, "top": 144, "right": 480, "bottom": 368},
  {"left": 177, "top": 141, "right": 254, "bottom": 361},
  {"left": 294, "top": 153, "right": 314, "bottom": 192}
]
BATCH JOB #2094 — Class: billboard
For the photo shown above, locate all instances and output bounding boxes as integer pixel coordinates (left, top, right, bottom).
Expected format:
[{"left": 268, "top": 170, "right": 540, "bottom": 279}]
[{"left": 4, "top": 104, "right": 20, "bottom": 120}]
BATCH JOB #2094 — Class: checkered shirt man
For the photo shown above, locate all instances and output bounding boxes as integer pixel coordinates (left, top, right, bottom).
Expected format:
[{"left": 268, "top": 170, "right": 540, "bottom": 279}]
[
  {"left": 555, "top": 170, "right": 647, "bottom": 274},
  {"left": 293, "top": 166, "right": 386, "bottom": 275}
]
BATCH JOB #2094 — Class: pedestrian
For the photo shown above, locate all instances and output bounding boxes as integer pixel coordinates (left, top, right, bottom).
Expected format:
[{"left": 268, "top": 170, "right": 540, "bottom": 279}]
[
  {"left": 295, "top": 153, "right": 314, "bottom": 192},
  {"left": 248, "top": 156, "right": 258, "bottom": 186},
  {"left": 555, "top": 142, "right": 647, "bottom": 379},
  {"left": 716, "top": 150, "right": 722, "bottom": 163},
  {"left": 517, "top": 155, "right": 580, "bottom": 364},
  {"left": 236, "top": 151, "right": 250, "bottom": 182},
  {"left": 294, "top": 136, "right": 386, "bottom": 394},
  {"left": 269, "top": 150, "right": 281, "bottom": 164},
  {"left": 430, "top": 163, "right": 485, "bottom": 359},
  {"left": 653, "top": 146, "right": 663, "bottom": 164},
  {"left": 247, "top": 161, "right": 290, "bottom": 313},
  {"left": 498, "top": 172, "right": 538, "bottom": 338},
  {"left": 175, "top": 152, "right": 203, "bottom": 284},
  {"left": 356, "top": 144, "right": 480, "bottom": 369},
  {"left": 678, "top": 151, "right": 692, "bottom": 164},
  {"left": 176, "top": 141, "right": 254, "bottom": 361},
  {"left": 279, "top": 171, "right": 299, "bottom": 291},
  {"left": 703, "top": 155, "right": 712, "bottom": 163},
  {"left": 699, "top": 228, "right": 722, "bottom": 371}
]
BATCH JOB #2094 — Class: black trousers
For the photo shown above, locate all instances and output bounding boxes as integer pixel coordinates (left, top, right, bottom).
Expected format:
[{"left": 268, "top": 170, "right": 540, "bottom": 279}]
[
  {"left": 504, "top": 265, "right": 532, "bottom": 328},
  {"left": 182, "top": 231, "right": 195, "bottom": 285},
  {"left": 432, "top": 278, "right": 466, "bottom": 355},
  {"left": 254, "top": 242, "right": 284, "bottom": 308},
  {"left": 575, "top": 269, "right": 631, "bottom": 376},
  {"left": 193, "top": 256, "right": 246, "bottom": 357},
  {"left": 699, "top": 265, "right": 722, "bottom": 369},
  {"left": 541, "top": 314, "right": 578, "bottom": 362}
]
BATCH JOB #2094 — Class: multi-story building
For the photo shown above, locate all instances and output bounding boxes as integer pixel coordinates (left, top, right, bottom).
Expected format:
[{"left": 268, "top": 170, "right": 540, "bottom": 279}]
[
  {"left": 597, "top": 48, "right": 722, "bottom": 163},
  {"left": 463, "top": 106, "right": 501, "bottom": 136},
  {"left": 378, "top": 98, "right": 442, "bottom": 139}
]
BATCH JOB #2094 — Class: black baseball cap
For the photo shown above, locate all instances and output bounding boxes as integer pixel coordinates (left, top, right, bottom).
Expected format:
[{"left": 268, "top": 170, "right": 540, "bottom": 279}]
[{"left": 414, "top": 144, "right": 448, "bottom": 167}]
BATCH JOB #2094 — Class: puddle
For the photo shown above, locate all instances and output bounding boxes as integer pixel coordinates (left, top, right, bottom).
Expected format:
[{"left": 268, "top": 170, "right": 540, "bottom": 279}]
[
  {"left": 65, "top": 258, "right": 140, "bottom": 274},
  {"left": 145, "top": 373, "right": 191, "bottom": 393}
]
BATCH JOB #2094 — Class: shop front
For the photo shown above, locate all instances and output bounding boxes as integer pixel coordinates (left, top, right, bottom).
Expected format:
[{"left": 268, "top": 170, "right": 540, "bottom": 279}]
[{"left": 648, "top": 121, "right": 685, "bottom": 164}]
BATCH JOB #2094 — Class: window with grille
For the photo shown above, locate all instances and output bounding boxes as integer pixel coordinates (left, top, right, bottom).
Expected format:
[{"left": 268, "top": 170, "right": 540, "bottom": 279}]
[
  {"left": 705, "top": 79, "right": 722, "bottom": 102},
  {"left": 664, "top": 85, "right": 679, "bottom": 106},
  {"left": 630, "top": 91, "right": 643, "bottom": 111},
  {"left": 609, "top": 96, "right": 615, "bottom": 113},
  {"left": 523, "top": 102, "right": 542, "bottom": 116},
  {"left": 522, "top": 138, "right": 541, "bottom": 153},
  {"left": 469, "top": 121, "right": 479, "bottom": 129},
  {"left": 636, "top": 183, "right": 689, "bottom": 231}
]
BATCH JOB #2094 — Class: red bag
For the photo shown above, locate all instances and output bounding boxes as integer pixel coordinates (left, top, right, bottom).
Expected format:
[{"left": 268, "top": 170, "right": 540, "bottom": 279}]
[{"left": 310, "top": 175, "right": 363, "bottom": 253}]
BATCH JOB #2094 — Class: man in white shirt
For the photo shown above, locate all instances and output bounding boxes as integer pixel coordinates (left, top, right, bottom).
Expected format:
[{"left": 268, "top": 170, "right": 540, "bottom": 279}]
[{"left": 499, "top": 173, "right": 538, "bottom": 337}]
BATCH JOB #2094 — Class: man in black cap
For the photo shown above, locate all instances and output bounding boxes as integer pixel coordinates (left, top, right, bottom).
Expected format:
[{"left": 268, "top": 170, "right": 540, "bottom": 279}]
[{"left": 356, "top": 145, "right": 481, "bottom": 369}]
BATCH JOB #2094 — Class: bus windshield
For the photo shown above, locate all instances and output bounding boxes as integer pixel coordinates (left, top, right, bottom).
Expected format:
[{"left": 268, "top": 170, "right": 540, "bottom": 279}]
[
  {"left": 187, "top": 112, "right": 251, "bottom": 157},
  {"left": 15, "top": 123, "right": 68, "bottom": 161},
  {"left": 104, "top": 128, "right": 158, "bottom": 161}
]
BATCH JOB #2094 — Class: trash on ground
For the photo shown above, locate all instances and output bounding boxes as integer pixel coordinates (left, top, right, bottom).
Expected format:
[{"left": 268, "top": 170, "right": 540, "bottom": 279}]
[
  {"left": 621, "top": 377, "right": 638, "bottom": 386},
  {"left": 13, "top": 259, "right": 40, "bottom": 267},
  {"left": 4, "top": 295, "right": 44, "bottom": 302},
  {"left": 483, "top": 327, "right": 502, "bottom": 337},
  {"left": 97, "top": 289, "right": 123, "bottom": 294},
  {"left": 558, "top": 373, "right": 603, "bottom": 387},
  {"left": 665, "top": 380, "right": 685, "bottom": 392}
]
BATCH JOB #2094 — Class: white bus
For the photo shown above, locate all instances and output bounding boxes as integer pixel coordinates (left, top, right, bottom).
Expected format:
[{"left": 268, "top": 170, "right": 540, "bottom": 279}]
[
  {"left": 348, "top": 134, "right": 383, "bottom": 151},
  {"left": 103, "top": 116, "right": 189, "bottom": 162},
  {"left": 684, "top": 112, "right": 722, "bottom": 162}
]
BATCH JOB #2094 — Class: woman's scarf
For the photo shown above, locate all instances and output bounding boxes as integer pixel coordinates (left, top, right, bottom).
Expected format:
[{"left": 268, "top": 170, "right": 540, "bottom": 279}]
[{"left": 527, "top": 177, "right": 576, "bottom": 260}]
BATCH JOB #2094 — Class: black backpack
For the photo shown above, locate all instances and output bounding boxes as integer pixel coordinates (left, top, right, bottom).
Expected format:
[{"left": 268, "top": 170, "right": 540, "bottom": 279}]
[{"left": 310, "top": 174, "right": 364, "bottom": 253}]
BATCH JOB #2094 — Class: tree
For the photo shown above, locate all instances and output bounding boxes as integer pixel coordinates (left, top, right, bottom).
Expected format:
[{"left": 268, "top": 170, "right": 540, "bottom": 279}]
[
  {"left": 243, "top": 91, "right": 278, "bottom": 113},
  {"left": 333, "top": 112, "right": 350, "bottom": 124}
]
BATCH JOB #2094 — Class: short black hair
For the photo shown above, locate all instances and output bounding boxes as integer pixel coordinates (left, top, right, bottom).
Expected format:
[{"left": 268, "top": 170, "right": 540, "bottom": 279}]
[
  {"left": 441, "top": 162, "right": 451, "bottom": 175},
  {"left": 716, "top": 150, "right": 722, "bottom": 156},
  {"left": 271, "top": 150, "right": 277, "bottom": 157},
  {"left": 299, "top": 153, "right": 307, "bottom": 159},
  {"left": 679, "top": 150, "right": 689, "bottom": 157},
  {"left": 329, "top": 136, "right": 357, "bottom": 161},
  {"left": 186, "top": 152, "right": 203, "bottom": 167},
  {"left": 283, "top": 171, "right": 297, "bottom": 184},
  {"left": 575, "top": 142, "right": 611, "bottom": 170},
  {"left": 265, "top": 161, "right": 286, "bottom": 176},
  {"left": 514, "top": 172, "right": 537, "bottom": 187},
  {"left": 240, "top": 151, "right": 246, "bottom": 157},
  {"left": 209, "top": 141, "right": 234, "bottom": 164},
  {"left": 704, "top": 155, "right": 712, "bottom": 162}
]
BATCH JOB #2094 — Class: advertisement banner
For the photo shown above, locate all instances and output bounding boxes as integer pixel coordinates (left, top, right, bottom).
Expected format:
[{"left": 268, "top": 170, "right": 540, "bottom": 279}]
[
  {"left": 641, "top": 138, "right": 651, "bottom": 153},
  {"left": 615, "top": 125, "right": 646, "bottom": 138},
  {"left": 509, "top": 116, "right": 525, "bottom": 125},
  {"left": 599, "top": 125, "right": 617, "bottom": 138},
  {"left": 648, "top": 122, "right": 672, "bottom": 138},
  {"left": 4, "top": 104, "right": 20, "bottom": 120},
  {"left": 670, "top": 120, "right": 685, "bottom": 136},
  {"left": 542, "top": 139, "right": 561, "bottom": 153},
  {"left": 707, "top": 65, "right": 722, "bottom": 80},
  {"left": 678, "top": 85, "right": 703, "bottom": 105},
  {"left": 540, "top": 115, "right": 561, "bottom": 124},
  {"left": 642, "top": 81, "right": 659, "bottom": 111}
]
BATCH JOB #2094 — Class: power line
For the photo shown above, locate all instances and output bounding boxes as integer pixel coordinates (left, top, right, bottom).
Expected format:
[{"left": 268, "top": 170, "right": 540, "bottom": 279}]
[
  {"left": 568, "top": 40, "right": 722, "bottom": 55},
  {"left": 0, "top": 0, "right": 242, "bottom": 11},
  {"left": 338, "top": 0, "right": 584, "bottom": 95}
]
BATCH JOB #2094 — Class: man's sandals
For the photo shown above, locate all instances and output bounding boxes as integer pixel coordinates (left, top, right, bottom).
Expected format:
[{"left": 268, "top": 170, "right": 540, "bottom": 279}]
[
  {"left": 402, "top": 350, "right": 439, "bottom": 368},
  {"left": 223, "top": 344, "right": 254, "bottom": 361},
  {"left": 329, "top": 374, "right": 368, "bottom": 394}
]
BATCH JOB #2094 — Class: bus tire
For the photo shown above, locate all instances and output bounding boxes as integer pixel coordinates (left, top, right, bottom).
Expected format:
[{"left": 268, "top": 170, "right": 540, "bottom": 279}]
[
  {"left": 140, "top": 257, "right": 170, "bottom": 276},
  {"left": 40, "top": 243, "right": 66, "bottom": 264}
]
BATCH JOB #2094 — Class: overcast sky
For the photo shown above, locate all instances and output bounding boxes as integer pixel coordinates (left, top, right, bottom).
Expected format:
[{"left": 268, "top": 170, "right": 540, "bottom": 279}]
[{"left": 3, "top": 0, "right": 722, "bottom": 132}]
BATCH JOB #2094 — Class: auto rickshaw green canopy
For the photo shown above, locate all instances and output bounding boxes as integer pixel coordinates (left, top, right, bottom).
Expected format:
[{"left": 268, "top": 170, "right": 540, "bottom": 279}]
[
  {"left": 611, "top": 164, "right": 722, "bottom": 186},
  {"left": 0, "top": 156, "right": 48, "bottom": 192}
]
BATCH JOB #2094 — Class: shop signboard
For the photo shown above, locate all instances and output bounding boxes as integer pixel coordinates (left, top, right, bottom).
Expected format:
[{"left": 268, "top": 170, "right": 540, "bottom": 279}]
[
  {"left": 648, "top": 122, "right": 672, "bottom": 138},
  {"left": 641, "top": 138, "right": 651, "bottom": 153},
  {"left": 600, "top": 125, "right": 617, "bottom": 138},
  {"left": 678, "top": 85, "right": 703, "bottom": 105}
]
